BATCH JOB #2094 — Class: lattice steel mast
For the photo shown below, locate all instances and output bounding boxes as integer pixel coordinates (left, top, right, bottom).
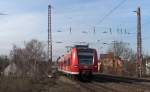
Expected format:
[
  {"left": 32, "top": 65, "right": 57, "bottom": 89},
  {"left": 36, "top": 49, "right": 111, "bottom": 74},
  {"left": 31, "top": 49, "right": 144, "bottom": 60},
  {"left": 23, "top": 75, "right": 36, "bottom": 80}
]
[
  {"left": 48, "top": 3, "right": 52, "bottom": 62},
  {"left": 135, "top": 7, "right": 142, "bottom": 77}
]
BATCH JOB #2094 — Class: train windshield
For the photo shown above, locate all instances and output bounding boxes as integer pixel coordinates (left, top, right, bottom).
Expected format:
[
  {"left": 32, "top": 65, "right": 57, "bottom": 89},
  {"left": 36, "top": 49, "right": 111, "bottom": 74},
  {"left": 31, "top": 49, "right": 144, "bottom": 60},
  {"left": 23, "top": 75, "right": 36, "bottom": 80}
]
[{"left": 77, "top": 49, "right": 94, "bottom": 65}]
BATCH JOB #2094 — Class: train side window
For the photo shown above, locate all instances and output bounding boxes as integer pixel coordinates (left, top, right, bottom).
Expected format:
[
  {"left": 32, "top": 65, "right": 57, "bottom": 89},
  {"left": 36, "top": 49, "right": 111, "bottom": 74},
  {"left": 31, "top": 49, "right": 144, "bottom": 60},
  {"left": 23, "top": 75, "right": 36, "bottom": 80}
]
[
  {"left": 64, "top": 60, "right": 67, "bottom": 65},
  {"left": 66, "top": 59, "right": 70, "bottom": 66},
  {"left": 68, "top": 58, "right": 70, "bottom": 65}
]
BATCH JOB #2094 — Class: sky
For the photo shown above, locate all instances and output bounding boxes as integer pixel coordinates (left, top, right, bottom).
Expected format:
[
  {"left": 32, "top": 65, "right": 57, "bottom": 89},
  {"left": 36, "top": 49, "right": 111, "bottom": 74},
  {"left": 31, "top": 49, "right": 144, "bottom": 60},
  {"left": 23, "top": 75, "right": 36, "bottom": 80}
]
[{"left": 0, "top": 0, "right": 150, "bottom": 60}]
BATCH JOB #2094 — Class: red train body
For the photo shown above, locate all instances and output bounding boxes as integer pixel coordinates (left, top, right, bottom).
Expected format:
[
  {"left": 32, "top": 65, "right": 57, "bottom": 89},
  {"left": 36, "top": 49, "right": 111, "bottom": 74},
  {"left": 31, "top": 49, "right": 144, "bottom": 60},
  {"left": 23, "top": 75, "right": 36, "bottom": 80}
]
[{"left": 57, "top": 45, "right": 98, "bottom": 78}]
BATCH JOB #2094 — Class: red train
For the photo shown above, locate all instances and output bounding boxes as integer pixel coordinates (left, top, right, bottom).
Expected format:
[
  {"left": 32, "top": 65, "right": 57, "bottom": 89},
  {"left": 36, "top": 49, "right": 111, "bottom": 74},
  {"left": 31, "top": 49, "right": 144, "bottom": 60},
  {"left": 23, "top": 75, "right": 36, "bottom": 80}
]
[{"left": 57, "top": 45, "right": 98, "bottom": 80}]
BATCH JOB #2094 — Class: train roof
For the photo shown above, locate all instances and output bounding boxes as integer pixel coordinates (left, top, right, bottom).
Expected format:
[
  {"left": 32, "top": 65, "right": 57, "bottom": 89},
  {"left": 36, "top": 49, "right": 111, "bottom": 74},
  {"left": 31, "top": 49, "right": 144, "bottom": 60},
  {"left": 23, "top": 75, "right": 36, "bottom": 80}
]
[
  {"left": 74, "top": 45, "right": 89, "bottom": 49},
  {"left": 57, "top": 45, "right": 96, "bottom": 60}
]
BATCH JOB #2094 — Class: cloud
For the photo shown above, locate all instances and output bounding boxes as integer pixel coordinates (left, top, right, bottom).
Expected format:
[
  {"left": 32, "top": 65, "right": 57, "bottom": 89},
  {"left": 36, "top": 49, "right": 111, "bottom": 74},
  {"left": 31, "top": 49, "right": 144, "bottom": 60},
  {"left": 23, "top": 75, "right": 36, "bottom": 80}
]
[
  {"left": 0, "top": 12, "right": 47, "bottom": 55},
  {"left": 0, "top": 0, "right": 150, "bottom": 58}
]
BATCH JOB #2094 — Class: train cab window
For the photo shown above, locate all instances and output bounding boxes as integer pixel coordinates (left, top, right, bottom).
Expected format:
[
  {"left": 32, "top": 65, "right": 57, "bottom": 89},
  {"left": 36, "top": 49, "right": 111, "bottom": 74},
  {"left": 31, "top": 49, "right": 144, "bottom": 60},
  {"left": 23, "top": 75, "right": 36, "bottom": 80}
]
[{"left": 77, "top": 49, "right": 94, "bottom": 65}]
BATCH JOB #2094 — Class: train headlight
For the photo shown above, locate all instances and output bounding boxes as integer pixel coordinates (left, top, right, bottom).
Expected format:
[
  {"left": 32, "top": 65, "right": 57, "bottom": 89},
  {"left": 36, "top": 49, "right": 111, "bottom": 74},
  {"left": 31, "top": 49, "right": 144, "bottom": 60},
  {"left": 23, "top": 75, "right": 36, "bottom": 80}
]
[{"left": 74, "top": 65, "right": 78, "bottom": 68}]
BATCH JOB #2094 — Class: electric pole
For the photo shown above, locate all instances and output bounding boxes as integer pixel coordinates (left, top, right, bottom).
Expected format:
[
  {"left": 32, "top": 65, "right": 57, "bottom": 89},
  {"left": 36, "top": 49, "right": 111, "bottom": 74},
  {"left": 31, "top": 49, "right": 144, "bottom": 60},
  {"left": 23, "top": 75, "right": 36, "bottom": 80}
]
[
  {"left": 135, "top": 7, "right": 142, "bottom": 77},
  {"left": 48, "top": 3, "right": 52, "bottom": 63}
]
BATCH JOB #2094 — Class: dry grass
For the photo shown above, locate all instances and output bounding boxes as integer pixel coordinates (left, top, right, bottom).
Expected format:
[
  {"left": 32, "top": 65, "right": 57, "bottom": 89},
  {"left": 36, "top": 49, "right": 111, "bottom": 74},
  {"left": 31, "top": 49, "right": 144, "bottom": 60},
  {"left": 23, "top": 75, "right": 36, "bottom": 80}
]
[
  {"left": 0, "top": 76, "right": 82, "bottom": 92},
  {"left": 0, "top": 76, "right": 56, "bottom": 92}
]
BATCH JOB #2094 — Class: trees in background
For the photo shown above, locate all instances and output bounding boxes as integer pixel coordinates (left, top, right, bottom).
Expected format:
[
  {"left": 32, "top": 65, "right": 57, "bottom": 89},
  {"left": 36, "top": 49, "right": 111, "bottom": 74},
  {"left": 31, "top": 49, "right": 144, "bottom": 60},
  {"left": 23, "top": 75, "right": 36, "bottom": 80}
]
[
  {"left": 107, "top": 41, "right": 135, "bottom": 61},
  {"left": 9, "top": 39, "right": 48, "bottom": 77},
  {"left": 0, "top": 56, "right": 9, "bottom": 74},
  {"left": 107, "top": 41, "right": 136, "bottom": 76},
  {"left": 107, "top": 41, "right": 150, "bottom": 76}
]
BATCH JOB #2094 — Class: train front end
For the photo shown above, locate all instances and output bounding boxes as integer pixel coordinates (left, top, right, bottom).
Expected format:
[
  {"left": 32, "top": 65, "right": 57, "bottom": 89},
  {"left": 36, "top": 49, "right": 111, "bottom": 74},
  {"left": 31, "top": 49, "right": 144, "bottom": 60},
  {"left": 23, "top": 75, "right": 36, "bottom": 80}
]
[{"left": 74, "top": 45, "right": 98, "bottom": 80}]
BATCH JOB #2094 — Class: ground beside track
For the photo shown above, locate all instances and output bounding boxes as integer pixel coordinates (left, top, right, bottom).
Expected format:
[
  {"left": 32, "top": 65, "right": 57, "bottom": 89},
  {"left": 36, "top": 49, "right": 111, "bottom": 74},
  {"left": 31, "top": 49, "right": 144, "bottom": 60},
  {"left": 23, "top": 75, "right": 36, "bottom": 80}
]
[
  {"left": 0, "top": 75, "right": 150, "bottom": 92},
  {"left": 56, "top": 76, "right": 150, "bottom": 92}
]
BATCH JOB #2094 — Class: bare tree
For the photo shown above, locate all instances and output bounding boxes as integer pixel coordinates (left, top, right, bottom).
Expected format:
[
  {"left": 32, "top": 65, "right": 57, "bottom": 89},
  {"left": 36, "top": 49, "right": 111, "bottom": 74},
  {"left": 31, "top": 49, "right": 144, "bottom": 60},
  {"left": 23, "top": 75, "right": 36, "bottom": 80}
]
[
  {"left": 107, "top": 41, "right": 137, "bottom": 76},
  {"left": 10, "top": 39, "right": 47, "bottom": 77},
  {"left": 108, "top": 41, "right": 135, "bottom": 61}
]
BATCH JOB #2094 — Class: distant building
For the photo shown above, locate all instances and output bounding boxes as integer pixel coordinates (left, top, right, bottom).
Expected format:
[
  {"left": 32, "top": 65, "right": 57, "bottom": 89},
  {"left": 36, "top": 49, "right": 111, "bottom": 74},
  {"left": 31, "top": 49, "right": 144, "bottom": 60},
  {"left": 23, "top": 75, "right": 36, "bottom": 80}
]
[
  {"left": 3, "top": 61, "right": 49, "bottom": 77},
  {"left": 3, "top": 62, "right": 19, "bottom": 76},
  {"left": 98, "top": 53, "right": 113, "bottom": 72},
  {"left": 99, "top": 52, "right": 124, "bottom": 75}
]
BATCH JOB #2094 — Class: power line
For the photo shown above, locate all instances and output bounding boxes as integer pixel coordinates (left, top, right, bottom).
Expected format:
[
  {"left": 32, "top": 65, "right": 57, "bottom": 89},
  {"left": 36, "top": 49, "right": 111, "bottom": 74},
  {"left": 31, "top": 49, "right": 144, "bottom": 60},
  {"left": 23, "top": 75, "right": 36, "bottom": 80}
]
[
  {"left": 0, "top": 13, "right": 7, "bottom": 15},
  {"left": 99, "top": 0, "right": 127, "bottom": 24}
]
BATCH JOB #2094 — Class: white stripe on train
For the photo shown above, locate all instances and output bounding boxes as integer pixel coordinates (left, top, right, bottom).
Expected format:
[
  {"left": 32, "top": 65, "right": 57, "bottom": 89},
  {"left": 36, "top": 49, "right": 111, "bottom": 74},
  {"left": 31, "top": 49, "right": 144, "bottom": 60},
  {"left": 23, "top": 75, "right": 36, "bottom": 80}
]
[{"left": 58, "top": 69, "right": 79, "bottom": 74}]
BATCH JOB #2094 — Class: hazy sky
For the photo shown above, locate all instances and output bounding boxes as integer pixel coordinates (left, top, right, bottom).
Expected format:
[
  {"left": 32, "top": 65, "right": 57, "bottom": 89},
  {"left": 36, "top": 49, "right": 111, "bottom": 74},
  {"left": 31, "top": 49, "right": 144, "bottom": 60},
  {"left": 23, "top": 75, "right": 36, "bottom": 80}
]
[{"left": 0, "top": 0, "right": 150, "bottom": 59}]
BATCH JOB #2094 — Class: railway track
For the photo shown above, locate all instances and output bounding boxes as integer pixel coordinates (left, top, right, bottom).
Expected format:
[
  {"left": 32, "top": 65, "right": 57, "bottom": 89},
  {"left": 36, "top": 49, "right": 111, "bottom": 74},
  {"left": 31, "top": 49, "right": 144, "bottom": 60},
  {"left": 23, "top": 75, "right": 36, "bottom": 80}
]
[
  {"left": 62, "top": 73, "right": 150, "bottom": 92},
  {"left": 92, "top": 74, "right": 150, "bottom": 92},
  {"left": 64, "top": 75, "right": 119, "bottom": 92},
  {"left": 77, "top": 81, "right": 119, "bottom": 92},
  {"left": 80, "top": 74, "right": 150, "bottom": 92},
  {"left": 118, "top": 82, "right": 150, "bottom": 91},
  {"left": 93, "top": 73, "right": 150, "bottom": 83},
  {"left": 91, "top": 82, "right": 120, "bottom": 92},
  {"left": 77, "top": 81, "right": 150, "bottom": 92}
]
